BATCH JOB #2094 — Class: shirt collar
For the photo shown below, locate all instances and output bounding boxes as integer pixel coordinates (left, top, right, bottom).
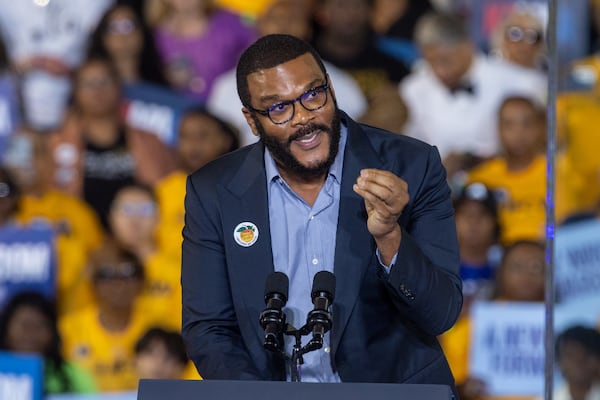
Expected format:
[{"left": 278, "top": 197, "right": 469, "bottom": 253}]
[{"left": 264, "top": 122, "right": 348, "bottom": 184}]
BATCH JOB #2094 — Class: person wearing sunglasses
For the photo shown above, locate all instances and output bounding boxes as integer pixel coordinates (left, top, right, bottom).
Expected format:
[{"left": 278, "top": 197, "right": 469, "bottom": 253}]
[
  {"left": 490, "top": 9, "right": 547, "bottom": 71},
  {"left": 400, "top": 12, "right": 546, "bottom": 183},
  {"left": 182, "top": 33, "right": 462, "bottom": 395},
  {"left": 108, "top": 183, "right": 183, "bottom": 330},
  {"left": 87, "top": 3, "right": 168, "bottom": 87},
  {"left": 59, "top": 242, "right": 166, "bottom": 392}
]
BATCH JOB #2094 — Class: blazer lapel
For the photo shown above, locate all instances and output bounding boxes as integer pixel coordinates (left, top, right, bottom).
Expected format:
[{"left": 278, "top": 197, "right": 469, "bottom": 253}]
[
  {"left": 221, "top": 118, "right": 385, "bottom": 355},
  {"left": 223, "top": 143, "right": 275, "bottom": 345},
  {"left": 332, "top": 115, "right": 385, "bottom": 355}
]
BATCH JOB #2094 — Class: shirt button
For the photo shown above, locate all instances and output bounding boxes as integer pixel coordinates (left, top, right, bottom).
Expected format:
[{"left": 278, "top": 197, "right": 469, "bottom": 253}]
[
  {"left": 324, "top": 346, "right": 331, "bottom": 353},
  {"left": 310, "top": 215, "right": 315, "bottom": 220},
  {"left": 312, "top": 258, "right": 319, "bottom": 265}
]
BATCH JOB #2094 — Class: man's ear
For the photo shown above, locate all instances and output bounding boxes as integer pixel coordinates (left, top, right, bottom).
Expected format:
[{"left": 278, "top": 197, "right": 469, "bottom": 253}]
[{"left": 242, "top": 108, "right": 260, "bottom": 137}]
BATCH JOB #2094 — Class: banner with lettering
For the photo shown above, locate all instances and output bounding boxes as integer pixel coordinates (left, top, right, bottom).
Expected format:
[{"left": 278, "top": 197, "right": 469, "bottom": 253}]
[
  {"left": 121, "top": 82, "right": 201, "bottom": 147},
  {"left": 0, "top": 224, "right": 56, "bottom": 310},
  {"left": 0, "top": 351, "right": 43, "bottom": 400},
  {"left": 555, "top": 219, "right": 600, "bottom": 304},
  {"left": 469, "top": 301, "right": 545, "bottom": 397}
]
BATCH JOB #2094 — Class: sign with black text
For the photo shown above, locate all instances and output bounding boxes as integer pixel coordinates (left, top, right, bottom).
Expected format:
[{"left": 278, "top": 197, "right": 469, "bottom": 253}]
[
  {"left": 555, "top": 219, "right": 600, "bottom": 305},
  {"left": 469, "top": 301, "right": 545, "bottom": 397}
]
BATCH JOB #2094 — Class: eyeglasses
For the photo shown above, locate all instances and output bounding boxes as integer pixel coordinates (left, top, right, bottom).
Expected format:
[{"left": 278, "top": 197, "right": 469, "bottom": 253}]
[
  {"left": 77, "top": 76, "right": 116, "bottom": 89},
  {"left": 112, "top": 201, "right": 156, "bottom": 217},
  {"left": 107, "top": 18, "right": 138, "bottom": 35},
  {"left": 247, "top": 80, "right": 329, "bottom": 125},
  {"left": 505, "top": 26, "right": 543, "bottom": 44},
  {"left": 93, "top": 262, "right": 142, "bottom": 281}
]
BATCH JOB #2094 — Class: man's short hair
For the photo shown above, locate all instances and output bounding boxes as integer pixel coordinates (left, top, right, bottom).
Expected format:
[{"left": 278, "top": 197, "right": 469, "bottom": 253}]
[
  {"left": 555, "top": 325, "right": 600, "bottom": 360},
  {"left": 414, "top": 12, "right": 471, "bottom": 48},
  {"left": 236, "top": 34, "right": 327, "bottom": 108}
]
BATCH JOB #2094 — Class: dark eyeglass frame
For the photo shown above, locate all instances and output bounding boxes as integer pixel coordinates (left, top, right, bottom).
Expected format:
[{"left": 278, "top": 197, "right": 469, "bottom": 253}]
[
  {"left": 505, "top": 25, "right": 543, "bottom": 45},
  {"left": 246, "top": 79, "right": 330, "bottom": 125},
  {"left": 106, "top": 18, "right": 139, "bottom": 35},
  {"left": 93, "top": 263, "right": 142, "bottom": 281}
]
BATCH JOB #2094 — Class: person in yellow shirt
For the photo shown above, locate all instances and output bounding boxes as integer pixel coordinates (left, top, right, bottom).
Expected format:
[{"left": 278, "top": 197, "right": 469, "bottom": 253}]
[
  {"left": 467, "top": 95, "right": 582, "bottom": 245},
  {"left": 440, "top": 240, "right": 545, "bottom": 400},
  {"left": 59, "top": 242, "right": 164, "bottom": 392},
  {"left": 556, "top": 89, "right": 600, "bottom": 211},
  {"left": 155, "top": 108, "right": 239, "bottom": 260},
  {"left": 108, "top": 183, "right": 183, "bottom": 329},
  {"left": 3, "top": 134, "right": 99, "bottom": 316},
  {"left": 6, "top": 130, "right": 104, "bottom": 253}
]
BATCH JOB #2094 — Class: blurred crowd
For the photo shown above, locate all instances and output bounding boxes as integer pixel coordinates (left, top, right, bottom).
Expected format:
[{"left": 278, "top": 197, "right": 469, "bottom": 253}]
[{"left": 0, "top": 0, "right": 599, "bottom": 399}]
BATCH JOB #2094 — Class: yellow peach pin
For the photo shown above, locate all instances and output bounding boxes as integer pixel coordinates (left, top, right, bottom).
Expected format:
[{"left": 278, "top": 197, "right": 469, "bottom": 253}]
[{"left": 234, "top": 222, "right": 259, "bottom": 247}]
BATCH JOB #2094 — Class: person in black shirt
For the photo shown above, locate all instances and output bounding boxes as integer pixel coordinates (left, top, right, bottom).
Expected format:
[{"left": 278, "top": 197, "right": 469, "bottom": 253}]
[{"left": 311, "top": 0, "right": 410, "bottom": 134}]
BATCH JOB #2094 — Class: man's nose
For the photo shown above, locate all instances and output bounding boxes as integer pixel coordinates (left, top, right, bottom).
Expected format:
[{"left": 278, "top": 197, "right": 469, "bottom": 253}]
[{"left": 290, "top": 102, "right": 314, "bottom": 126}]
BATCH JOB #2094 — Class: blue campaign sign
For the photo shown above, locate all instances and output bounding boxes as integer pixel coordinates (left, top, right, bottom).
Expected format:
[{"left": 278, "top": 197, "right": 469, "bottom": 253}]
[
  {"left": 121, "top": 82, "right": 201, "bottom": 147},
  {"left": 0, "top": 351, "right": 44, "bottom": 400},
  {"left": 0, "top": 224, "right": 57, "bottom": 310}
]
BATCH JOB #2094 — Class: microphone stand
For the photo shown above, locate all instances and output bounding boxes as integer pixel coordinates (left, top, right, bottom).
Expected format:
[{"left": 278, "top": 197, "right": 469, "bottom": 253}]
[
  {"left": 287, "top": 326, "right": 304, "bottom": 382},
  {"left": 283, "top": 323, "right": 326, "bottom": 382}
]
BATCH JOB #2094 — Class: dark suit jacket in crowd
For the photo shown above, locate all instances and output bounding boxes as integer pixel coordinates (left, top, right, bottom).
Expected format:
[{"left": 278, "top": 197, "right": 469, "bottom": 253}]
[{"left": 181, "top": 112, "right": 463, "bottom": 390}]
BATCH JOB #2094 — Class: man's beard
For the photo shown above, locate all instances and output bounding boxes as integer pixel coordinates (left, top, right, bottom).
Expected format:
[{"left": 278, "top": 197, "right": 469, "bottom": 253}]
[{"left": 255, "top": 108, "right": 342, "bottom": 181}]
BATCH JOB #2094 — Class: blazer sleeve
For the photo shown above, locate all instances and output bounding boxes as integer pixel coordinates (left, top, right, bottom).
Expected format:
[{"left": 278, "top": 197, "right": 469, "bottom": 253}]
[
  {"left": 384, "top": 145, "right": 463, "bottom": 336},
  {"left": 181, "top": 175, "right": 262, "bottom": 379}
]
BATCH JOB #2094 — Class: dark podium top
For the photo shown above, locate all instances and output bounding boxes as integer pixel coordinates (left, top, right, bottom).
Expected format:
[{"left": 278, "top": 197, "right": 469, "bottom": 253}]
[{"left": 137, "top": 379, "right": 453, "bottom": 400}]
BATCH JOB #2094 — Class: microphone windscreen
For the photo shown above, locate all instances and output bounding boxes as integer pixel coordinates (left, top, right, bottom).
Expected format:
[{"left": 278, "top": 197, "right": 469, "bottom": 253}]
[
  {"left": 264, "top": 271, "right": 289, "bottom": 301},
  {"left": 312, "top": 271, "right": 336, "bottom": 299}
]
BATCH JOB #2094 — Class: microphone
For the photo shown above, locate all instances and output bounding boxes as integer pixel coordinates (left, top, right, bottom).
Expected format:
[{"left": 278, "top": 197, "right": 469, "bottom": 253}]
[
  {"left": 259, "top": 272, "right": 288, "bottom": 353},
  {"left": 305, "top": 271, "right": 335, "bottom": 349}
]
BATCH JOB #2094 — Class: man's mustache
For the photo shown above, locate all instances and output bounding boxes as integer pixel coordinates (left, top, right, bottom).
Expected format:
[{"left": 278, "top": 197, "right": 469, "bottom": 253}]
[{"left": 287, "top": 124, "right": 330, "bottom": 144}]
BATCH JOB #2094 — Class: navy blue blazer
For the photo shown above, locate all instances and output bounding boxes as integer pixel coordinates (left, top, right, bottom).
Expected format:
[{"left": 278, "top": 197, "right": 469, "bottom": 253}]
[{"left": 181, "top": 113, "right": 462, "bottom": 388}]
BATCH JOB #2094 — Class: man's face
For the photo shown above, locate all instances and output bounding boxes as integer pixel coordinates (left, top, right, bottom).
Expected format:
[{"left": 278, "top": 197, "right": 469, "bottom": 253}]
[
  {"left": 501, "top": 15, "right": 544, "bottom": 68},
  {"left": 74, "top": 61, "right": 120, "bottom": 117},
  {"left": 421, "top": 42, "right": 473, "bottom": 89},
  {"left": 499, "top": 100, "right": 543, "bottom": 158},
  {"left": 257, "top": 0, "right": 311, "bottom": 40},
  {"left": 177, "top": 113, "right": 232, "bottom": 173},
  {"left": 243, "top": 53, "right": 341, "bottom": 181},
  {"left": 455, "top": 200, "right": 497, "bottom": 248},
  {"left": 317, "top": 0, "right": 371, "bottom": 37}
]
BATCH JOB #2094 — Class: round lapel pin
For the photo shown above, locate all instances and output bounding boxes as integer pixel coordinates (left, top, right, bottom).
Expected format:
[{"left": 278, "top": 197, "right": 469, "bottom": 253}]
[{"left": 234, "top": 222, "right": 259, "bottom": 247}]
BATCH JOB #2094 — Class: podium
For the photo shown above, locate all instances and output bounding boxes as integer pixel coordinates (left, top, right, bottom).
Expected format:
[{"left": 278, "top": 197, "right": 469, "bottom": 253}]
[{"left": 137, "top": 379, "right": 453, "bottom": 400}]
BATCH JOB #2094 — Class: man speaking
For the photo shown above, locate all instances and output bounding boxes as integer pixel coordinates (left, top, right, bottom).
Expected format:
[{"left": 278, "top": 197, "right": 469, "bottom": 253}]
[{"left": 181, "top": 34, "right": 462, "bottom": 393}]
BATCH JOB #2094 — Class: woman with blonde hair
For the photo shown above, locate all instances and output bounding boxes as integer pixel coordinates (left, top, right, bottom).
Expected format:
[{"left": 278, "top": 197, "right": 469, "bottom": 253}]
[{"left": 489, "top": 7, "right": 547, "bottom": 71}]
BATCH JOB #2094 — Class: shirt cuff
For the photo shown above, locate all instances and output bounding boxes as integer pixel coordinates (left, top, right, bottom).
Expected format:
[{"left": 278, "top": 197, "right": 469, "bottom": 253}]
[{"left": 376, "top": 249, "right": 398, "bottom": 274}]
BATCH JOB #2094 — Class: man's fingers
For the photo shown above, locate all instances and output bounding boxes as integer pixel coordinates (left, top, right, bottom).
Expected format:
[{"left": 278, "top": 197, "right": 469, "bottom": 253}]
[
  {"left": 353, "top": 184, "right": 386, "bottom": 208},
  {"left": 356, "top": 176, "right": 393, "bottom": 204},
  {"left": 359, "top": 169, "right": 408, "bottom": 193},
  {"left": 356, "top": 169, "right": 408, "bottom": 210}
]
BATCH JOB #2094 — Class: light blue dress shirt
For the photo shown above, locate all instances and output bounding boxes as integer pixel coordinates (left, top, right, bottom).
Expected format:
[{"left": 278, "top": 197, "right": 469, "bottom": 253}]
[{"left": 265, "top": 126, "right": 347, "bottom": 382}]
